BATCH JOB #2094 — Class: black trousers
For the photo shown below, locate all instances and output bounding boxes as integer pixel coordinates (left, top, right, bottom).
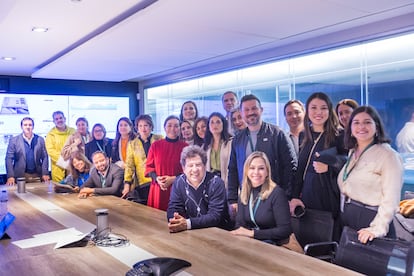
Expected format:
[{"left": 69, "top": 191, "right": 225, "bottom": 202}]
[{"left": 340, "top": 201, "right": 396, "bottom": 238}]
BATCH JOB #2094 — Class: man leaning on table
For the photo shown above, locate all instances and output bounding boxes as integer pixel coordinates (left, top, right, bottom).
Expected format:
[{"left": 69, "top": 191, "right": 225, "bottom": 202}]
[
  {"left": 78, "top": 151, "right": 124, "bottom": 198},
  {"left": 5, "top": 117, "right": 50, "bottom": 185},
  {"left": 167, "top": 145, "right": 231, "bottom": 233}
]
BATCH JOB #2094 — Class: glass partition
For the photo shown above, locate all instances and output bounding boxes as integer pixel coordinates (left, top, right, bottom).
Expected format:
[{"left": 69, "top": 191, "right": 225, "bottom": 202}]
[
  {"left": 144, "top": 31, "right": 414, "bottom": 151},
  {"left": 144, "top": 32, "right": 414, "bottom": 195}
]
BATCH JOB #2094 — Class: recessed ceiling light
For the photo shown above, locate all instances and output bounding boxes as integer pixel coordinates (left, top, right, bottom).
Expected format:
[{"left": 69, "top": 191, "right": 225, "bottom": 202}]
[
  {"left": 32, "top": 27, "right": 49, "bottom": 33},
  {"left": 1, "top": 57, "right": 16, "bottom": 61}
]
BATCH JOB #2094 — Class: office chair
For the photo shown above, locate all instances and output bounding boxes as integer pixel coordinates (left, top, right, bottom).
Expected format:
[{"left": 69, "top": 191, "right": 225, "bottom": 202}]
[
  {"left": 291, "top": 208, "right": 337, "bottom": 262},
  {"left": 335, "top": 226, "right": 414, "bottom": 275}
]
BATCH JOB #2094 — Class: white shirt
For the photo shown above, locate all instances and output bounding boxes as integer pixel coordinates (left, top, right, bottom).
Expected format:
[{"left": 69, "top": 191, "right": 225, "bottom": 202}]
[{"left": 396, "top": 122, "right": 414, "bottom": 153}]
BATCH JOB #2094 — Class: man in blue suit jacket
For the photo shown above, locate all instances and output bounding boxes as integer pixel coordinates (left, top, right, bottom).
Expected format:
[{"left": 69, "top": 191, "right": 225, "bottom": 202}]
[
  {"left": 78, "top": 151, "right": 124, "bottom": 198},
  {"left": 5, "top": 117, "right": 50, "bottom": 185}
]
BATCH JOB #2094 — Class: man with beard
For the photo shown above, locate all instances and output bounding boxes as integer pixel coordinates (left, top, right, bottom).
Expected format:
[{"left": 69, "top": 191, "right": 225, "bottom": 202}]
[
  {"left": 45, "top": 111, "right": 75, "bottom": 182},
  {"left": 78, "top": 151, "right": 124, "bottom": 198},
  {"left": 284, "top": 100, "right": 305, "bottom": 157},
  {"left": 227, "top": 94, "right": 297, "bottom": 217}
]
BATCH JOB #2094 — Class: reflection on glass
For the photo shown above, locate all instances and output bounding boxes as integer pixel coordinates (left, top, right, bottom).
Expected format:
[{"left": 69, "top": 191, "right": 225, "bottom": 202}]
[{"left": 144, "top": 31, "right": 414, "bottom": 152}]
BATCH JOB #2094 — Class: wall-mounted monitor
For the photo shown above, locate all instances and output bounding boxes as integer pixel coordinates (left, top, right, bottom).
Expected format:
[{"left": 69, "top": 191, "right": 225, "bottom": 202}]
[{"left": 0, "top": 93, "right": 130, "bottom": 176}]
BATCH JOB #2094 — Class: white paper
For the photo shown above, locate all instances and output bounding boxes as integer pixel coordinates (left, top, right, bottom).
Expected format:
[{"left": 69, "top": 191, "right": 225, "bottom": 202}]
[{"left": 12, "top": 228, "right": 84, "bottom": 249}]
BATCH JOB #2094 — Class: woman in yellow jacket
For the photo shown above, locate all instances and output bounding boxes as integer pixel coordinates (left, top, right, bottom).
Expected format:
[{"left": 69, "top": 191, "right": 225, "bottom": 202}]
[{"left": 122, "top": 114, "right": 162, "bottom": 204}]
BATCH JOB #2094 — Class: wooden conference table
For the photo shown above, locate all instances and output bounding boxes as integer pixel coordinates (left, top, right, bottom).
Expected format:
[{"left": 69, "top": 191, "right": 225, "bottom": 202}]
[{"left": 0, "top": 183, "right": 360, "bottom": 275}]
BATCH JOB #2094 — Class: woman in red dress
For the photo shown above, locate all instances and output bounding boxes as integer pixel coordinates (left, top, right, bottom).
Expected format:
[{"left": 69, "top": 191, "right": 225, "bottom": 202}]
[{"left": 145, "top": 115, "right": 188, "bottom": 211}]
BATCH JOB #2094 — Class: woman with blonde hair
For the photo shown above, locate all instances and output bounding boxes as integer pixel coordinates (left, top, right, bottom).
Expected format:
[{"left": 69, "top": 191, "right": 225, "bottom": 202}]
[
  {"left": 231, "top": 151, "right": 292, "bottom": 245},
  {"left": 180, "top": 119, "right": 194, "bottom": 145}
]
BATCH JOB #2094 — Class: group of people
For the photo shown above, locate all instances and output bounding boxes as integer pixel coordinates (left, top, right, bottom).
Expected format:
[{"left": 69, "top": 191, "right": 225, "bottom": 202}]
[
  {"left": 168, "top": 92, "right": 403, "bottom": 247},
  {"left": 5, "top": 90, "right": 404, "bottom": 251}
]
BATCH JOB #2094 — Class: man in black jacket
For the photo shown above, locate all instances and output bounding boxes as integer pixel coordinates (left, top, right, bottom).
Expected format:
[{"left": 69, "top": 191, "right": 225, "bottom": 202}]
[{"left": 227, "top": 94, "right": 297, "bottom": 215}]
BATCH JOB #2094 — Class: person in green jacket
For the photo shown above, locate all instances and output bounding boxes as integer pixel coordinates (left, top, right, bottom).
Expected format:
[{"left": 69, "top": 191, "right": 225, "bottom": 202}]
[{"left": 45, "top": 111, "right": 76, "bottom": 182}]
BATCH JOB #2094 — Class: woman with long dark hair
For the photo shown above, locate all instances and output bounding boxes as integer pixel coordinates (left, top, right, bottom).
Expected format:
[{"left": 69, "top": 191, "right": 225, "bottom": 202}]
[
  {"left": 111, "top": 117, "right": 135, "bottom": 169},
  {"left": 179, "top": 100, "right": 198, "bottom": 123},
  {"left": 193, "top": 116, "right": 208, "bottom": 146},
  {"left": 290, "top": 92, "right": 347, "bottom": 241},
  {"left": 57, "top": 152, "right": 92, "bottom": 193},
  {"left": 338, "top": 106, "right": 403, "bottom": 243},
  {"left": 203, "top": 112, "right": 232, "bottom": 189}
]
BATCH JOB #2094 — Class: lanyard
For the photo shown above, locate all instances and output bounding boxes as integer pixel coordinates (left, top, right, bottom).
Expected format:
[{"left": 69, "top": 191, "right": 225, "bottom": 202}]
[
  {"left": 342, "top": 142, "right": 375, "bottom": 182},
  {"left": 249, "top": 191, "right": 261, "bottom": 229},
  {"left": 302, "top": 132, "right": 324, "bottom": 181},
  {"left": 96, "top": 141, "right": 104, "bottom": 152},
  {"left": 99, "top": 174, "right": 106, "bottom": 188}
]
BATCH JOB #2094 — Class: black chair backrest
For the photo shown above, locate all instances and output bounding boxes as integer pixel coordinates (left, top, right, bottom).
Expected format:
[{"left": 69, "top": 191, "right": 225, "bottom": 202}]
[
  {"left": 291, "top": 208, "right": 334, "bottom": 248},
  {"left": 335, "top": 226, "right": 414, "bottom": 276}
]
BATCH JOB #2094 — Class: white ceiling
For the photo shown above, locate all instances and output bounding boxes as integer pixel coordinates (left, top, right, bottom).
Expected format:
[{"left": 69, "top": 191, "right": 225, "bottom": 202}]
[{"left": 1, "top": 0, "right": 414, "bottom": 83}]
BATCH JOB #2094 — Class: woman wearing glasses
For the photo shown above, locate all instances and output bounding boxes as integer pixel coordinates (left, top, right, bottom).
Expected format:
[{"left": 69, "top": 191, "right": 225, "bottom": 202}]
[{"left": 85, "top": 123, "right": 113, "bottom": 162}]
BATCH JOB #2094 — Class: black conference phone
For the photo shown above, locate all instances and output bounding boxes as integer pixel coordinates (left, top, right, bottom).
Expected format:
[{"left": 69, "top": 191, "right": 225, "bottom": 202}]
[{"left": 126, "top": 257, "right": 191, "bottom": 276}]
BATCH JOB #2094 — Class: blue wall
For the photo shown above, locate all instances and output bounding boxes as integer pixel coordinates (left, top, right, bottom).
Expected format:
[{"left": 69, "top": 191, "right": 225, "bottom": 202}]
[
  {"left": 0, "top": 75, "right": 139, "bottom": 183},
  {"left": 0, "top": 75, "right": 139, "bottom": 117}
]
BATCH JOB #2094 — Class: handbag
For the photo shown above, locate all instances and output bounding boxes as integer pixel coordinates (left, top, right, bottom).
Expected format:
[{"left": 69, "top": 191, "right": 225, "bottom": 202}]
[
  {"left": 281, "top": 233, "right": 304, "bottom": 254},
  {"left": 56, "top": 155, "right": 70, "bottom": 170},
  {"left": 335, "top": 226, "right": 414, "bottom": 275}
]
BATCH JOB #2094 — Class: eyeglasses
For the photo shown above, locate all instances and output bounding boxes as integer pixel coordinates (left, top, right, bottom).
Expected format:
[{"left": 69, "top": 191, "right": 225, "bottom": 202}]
[{"left": 94, "top": 129, "right": 104, "bottom": 133}]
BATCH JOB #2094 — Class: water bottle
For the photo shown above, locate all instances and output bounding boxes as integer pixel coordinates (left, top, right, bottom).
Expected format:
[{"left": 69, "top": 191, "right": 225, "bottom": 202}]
[
  {"left": 47, "top": 181, "right": 53, "bottom": 194},
  {"left": 1, "top": 186, "right": 8, "bottom": 216}
]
